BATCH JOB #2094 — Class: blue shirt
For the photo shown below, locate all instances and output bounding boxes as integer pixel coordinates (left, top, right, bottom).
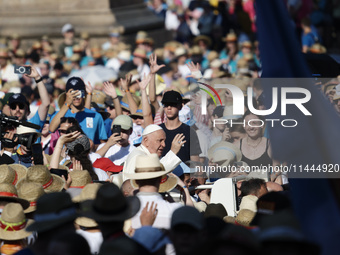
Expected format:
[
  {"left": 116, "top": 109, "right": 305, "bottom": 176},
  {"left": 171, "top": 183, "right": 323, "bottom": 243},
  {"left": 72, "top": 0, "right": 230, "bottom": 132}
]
[{"left": 50, "top": 108, "right": 108, "bottom": 144}]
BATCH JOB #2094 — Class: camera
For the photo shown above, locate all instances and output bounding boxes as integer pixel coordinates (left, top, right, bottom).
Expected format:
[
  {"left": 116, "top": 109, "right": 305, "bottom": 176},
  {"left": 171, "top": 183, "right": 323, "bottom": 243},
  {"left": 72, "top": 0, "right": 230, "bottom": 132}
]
[
  {"left": 0, "top": 114, "right": 40, "bottom": 149},
  {"left": 14, "top": 65, "right": 31, "bottom": 75},
  {"left": 76, "top": 90, "right": 85, "bottom": 99}
]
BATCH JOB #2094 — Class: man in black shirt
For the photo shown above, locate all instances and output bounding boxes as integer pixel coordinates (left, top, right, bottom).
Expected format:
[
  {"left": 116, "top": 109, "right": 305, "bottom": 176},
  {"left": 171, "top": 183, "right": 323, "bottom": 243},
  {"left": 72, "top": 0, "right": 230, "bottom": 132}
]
[{"left": 159, "top": 91, "right": 201, "bottom": 163}]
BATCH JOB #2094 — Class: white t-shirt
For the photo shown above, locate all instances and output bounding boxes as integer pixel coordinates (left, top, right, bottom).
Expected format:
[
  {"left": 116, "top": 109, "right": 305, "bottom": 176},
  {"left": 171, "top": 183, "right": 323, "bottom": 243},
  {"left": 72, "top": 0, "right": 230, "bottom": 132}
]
[
  {"left": 93, "top": 167, "right": 109, "bottom": 181},
  {"left": 76, "top": 229, "right": 103, "bottom": 255},
  {"left": 131, "top": 192, "right": 182, "bottom": 230},
  {"left": 96, "top": 143, "right": 135, "bottom": 166}
]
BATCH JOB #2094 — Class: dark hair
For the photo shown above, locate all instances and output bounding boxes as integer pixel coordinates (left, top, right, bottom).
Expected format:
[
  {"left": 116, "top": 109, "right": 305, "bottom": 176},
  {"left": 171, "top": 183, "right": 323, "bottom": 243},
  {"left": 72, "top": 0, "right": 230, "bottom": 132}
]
[
  {"left": 240, "top": 178, "right": 266, "bottom": 196},
  {"left": 54, "top": 62, "right": 64, "bottom": 71},
  {"left": 66, "top": 126, "right": 98, "bottom": 181},
  {"left": 212, "top": 105, "right": 225, "bottom": 118},
  {"left": 136, "top": 177, "right": 162, "bottom": 188},
  {"left": 229, "top": 118, "right": 246, "bottom": 133},
  {"left": 60, "top": 117, "right": 80, "bottom": 127},
  {"left": 242, "top": 109, "right": 265, "bottom": 123}
]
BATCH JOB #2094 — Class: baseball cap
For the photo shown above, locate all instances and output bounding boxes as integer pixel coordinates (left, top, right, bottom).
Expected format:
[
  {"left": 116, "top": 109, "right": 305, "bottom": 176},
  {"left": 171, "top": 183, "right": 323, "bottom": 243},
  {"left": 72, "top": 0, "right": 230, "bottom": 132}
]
[
  {"left": 93, "top": 158, "right": 123, "bottom": 173},
  {"left": 8, "top": 93, "right": 29, "bottom": 108},
  {"left": 113, "top": 115, "right": 133, "bottom": 130},
  {"left": 171, "top": 206, "right": 205, "bottom": 230},
  {"left": 66, "top": 77, "right": 85, "bottom": 92},
  {"left": 61, "top": 23, "right": 74, "bottom": 34},
  {"left": 161, "top": 90, "right": 183, "bottom": 105}
]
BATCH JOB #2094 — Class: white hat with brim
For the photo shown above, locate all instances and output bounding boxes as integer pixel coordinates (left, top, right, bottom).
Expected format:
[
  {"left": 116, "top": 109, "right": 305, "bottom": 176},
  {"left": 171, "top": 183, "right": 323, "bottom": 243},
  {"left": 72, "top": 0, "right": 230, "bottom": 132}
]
[
  {"left": 16, "top": 125, "right": 41, "bottom": 137},
  {"left": 208, "top": 141, "right": 242, "bottom": 163},
  {"left": 125, "top": 154, "right": 172, "bottom": 180}
]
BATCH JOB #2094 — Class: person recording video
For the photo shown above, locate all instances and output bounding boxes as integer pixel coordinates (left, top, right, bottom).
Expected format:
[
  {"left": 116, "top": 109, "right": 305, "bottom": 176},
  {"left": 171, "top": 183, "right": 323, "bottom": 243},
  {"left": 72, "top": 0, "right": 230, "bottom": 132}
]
[{"left": 0, "top": 65, "right": 49, "bottom": 166}]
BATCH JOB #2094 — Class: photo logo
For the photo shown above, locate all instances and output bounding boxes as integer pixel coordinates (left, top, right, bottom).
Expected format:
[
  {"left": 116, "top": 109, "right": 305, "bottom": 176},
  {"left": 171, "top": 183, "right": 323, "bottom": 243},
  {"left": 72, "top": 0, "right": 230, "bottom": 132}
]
[{"left": 199, "top": 83, "right": 312, "bottom": 128}]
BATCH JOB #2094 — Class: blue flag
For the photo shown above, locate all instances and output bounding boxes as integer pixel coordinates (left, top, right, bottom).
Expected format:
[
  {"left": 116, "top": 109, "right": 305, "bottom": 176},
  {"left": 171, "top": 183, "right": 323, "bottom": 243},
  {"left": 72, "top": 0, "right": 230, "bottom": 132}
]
[{"left": 256, "top": 0, "right": 340, "bottom": 254}]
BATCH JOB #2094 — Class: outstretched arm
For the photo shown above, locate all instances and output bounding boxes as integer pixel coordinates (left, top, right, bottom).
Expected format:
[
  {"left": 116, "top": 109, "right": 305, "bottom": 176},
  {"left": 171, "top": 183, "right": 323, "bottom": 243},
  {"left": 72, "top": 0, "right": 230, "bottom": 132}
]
[
  {"left": 103, "top": 81, "right": 122, "bottom": 116},
  {"left": 137, "top": 73, "right": 153, "bottom": 128},
  {"left": 84, "top": 81, "right": 93, "bottom": 109},
  {"left": 149, "top": 53, "right": 165, "bottom": 112},
  {"left": 121, "top": 74, "right": 138, "bottom": 114},
  {"left": 26, "top": 66, "right": 50, "bottom": 122}
]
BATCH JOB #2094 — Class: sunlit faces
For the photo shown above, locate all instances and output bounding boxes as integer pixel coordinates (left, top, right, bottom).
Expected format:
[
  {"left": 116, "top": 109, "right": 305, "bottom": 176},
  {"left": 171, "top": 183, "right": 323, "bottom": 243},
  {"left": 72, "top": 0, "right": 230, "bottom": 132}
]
[
  {"left": 244, "top": 114, "right": 263, "bottom": 139},
  {"left": 163, "top": 103, "right": 181, "bottom": 120},
  {"left": 230, "top": 131, "right": 246, "bottom": 143},
  {"left": 143, "top": 129, "right": 166, "bottom": 157},
  {"left": 9, "top": 103, "right": 28, "bottom": 120},
  {"left": 59, "top": 122, "right": 72, "bottom": 136},
  {"left": 106, "top": 105, "right": 116, "bottom": 119}
]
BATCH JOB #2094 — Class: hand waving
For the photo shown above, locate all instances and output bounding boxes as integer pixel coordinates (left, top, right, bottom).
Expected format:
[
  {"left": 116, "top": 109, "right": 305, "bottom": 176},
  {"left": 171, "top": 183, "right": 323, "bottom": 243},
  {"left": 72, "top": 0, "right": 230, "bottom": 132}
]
[
  {"left": 137, "top": 73, "right": 152, "bottom": 91},
  {"left": 103, "top": 81, "right": 118, "bottom": 99},
  {"left": 149, "top": 53, "right": 165, "bottom": 74}
]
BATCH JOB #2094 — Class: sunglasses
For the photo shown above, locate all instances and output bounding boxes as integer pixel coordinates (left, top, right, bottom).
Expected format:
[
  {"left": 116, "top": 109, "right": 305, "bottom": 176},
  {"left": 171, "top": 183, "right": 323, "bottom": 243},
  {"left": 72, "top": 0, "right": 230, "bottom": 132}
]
[
  {"left": 10, "top": 103, "right": 25, "bottom": 110},
  {"left": 163, "top": 103, "right": 179, "bottom": 108},
  {"left": 59, "top": 129, "right": 67, "bottom": 135},
  {"left": 107, "top": 105, "right": 115, "bottom": 110}
]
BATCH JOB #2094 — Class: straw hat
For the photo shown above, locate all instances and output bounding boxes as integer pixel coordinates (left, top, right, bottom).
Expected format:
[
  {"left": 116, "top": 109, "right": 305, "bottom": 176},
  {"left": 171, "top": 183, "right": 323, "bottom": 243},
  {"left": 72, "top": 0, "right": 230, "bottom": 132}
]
[
  {"left": 22, "top": 165, "right": 65, "bottom": 193},
  {"left": 0, "top": 49, "right": 9, "bottom": 59},
  {"left": 92, "top": 90, "right": 106, "bottom": 109},
  {"left": 235, "top": 209, "right": 256, "bottom": 226},
  {"left": 15, "top": 49, "right": 25, "bottom": 58},
  {"left": 131, "top": 174, "right": 178, "bottom": 193},
  {"left": 135, "top": 31, "right": 148, "bottom": 44},
  {"left": 129, "top": 105, "right": 143, "bottom": 118},
  {"left": 193, "top": 35, "right": 212, "bottom": 47},
  {"left": 241, "top": 41, "right": 252, "bottom": 48},
  {"left": 133, "top": 48, "right": 147, "bottom": 59},
  {"left": 309, "top": 43, "right": 327, "bottom": 54},
  {"left": 0, "top": 183, "right": 30, "bottom": 210},
  {"left": 207, "top": 51, "right": 219, "bottom": 62},
  {"left": 69, "top": 170, "right": 92, "bottom": 188},
  {"left": 0, "top": 203, "right": 33, "bottom": 241},
  {"left": 146, "top": 74, "right": 166, "bottom": 96},
  {"left": 0, "top": 165, "right": 27, "bottom": 185},
  {"left": 120, "top": 94, "right": 141, "bottom": 112},
  {"left": 17, "top": 181, "right": 45, "bottom": 213},
  {"left": 73, "top": 183, "right": 102, "bottom": 228},
  {"left": 174, "top": 47, "right": 187, "bottom": 58},
  {"left": 223, "top": 216, "right": 236, "bottom": 224},
  {"left": 125, "top": 154, "right": 173, "bottom": 180},
  {"left": 239, "top": 195, "right": 258, "bottom": 212},
  {"left": 207, "top": 141, "right": 242, "bottom": 166},
  {"left": 223, "top": 32, "right": 238, "bottom": 42}
]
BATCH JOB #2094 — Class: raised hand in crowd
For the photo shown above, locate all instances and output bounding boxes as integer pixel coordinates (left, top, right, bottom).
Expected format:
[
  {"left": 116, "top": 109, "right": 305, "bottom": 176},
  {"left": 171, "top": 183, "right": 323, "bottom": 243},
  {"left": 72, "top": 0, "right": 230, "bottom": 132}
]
[
  {"left": 137, "top": 73, "right": 154, "bottom": 127},
  {"left": 120, "top": 74, "right": 132, "bottom": 94},
  {"left": 186, "top": 61, "right": 202, "bottom": 80},
  {"left": 149, "top": 53, "right": 165, "bottom": 74},
  {"left": 170, "top": 133, "right": 186, "bottom": 155},
  {"left": 50, "top": 131, "right": 81, "bottom": 169},
  {"left": 140, "top": 201, "right": 158, "bottom": 226},
  {"left": 103, "top": 81, "right": 122, "bottom": 116},
  {"left": 103, "top": 81, "right": 118, "bottom": 99},
  {"left": 62, "top": 173, "right": 72, "bottom": 190},
  {"left": 85, "top": 80, "right": 93, "bottom": 109},
  {"left": 136, "top": 73, "right": 152, "bottom": 91}
]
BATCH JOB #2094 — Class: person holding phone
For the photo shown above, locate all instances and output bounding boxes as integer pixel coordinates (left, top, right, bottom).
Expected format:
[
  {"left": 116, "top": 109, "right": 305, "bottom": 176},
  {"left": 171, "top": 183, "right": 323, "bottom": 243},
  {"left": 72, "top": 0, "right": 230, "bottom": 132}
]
[
  {"left": 49, "top": 77, "right": 107, "bottom": 145},
  {"left": 96, "top": 115, "right": 136, "bottom": 166}
]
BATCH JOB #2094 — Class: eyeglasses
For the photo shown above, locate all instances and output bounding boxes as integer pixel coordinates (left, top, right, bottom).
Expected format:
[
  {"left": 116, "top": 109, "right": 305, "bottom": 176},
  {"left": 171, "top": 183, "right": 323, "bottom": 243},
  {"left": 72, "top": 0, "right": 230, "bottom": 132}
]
[
  {"left": 10, "top": 103, "right": 25, "bottom": 110},
  {"left": 107, "top": 105, "right": 115, "bottom": 110}
]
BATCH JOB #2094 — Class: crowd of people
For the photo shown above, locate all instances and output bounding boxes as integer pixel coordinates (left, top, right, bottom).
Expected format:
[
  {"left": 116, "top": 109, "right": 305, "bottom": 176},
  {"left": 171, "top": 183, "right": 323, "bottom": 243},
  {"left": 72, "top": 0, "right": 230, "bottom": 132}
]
[{"left": 0, "top": 0, "right": 338, "bottom": 254}]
